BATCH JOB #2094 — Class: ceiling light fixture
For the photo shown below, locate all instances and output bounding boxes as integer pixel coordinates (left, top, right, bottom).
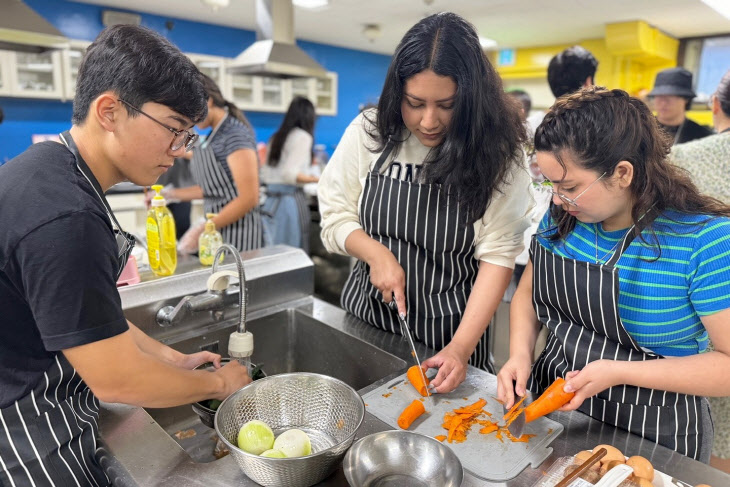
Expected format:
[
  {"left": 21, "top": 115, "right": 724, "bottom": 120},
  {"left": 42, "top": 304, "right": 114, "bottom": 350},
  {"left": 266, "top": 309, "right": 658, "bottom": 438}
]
[
  {"left": 200, "top": 0, "right": 230, "bottom": 12},
  {"left": 701, "top": 0, "right": 730, "bottom": 20},
  {"left": 363, "top": 24, "right": 381, "bottom": 43},
  {"left": 293, "top": 0, "right": 330, "bottom": 10},
  {"left": 479, "top": 36, "right": 497, "bottom": 50}
]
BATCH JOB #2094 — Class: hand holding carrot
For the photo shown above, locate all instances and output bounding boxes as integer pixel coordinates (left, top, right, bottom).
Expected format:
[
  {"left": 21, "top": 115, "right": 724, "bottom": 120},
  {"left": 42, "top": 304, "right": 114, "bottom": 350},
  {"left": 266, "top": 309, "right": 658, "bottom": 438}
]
[
  {"left": 496, "top": 353, "right": 533, "bottom": 409},
  {"left": 421, "top": 341, "right": 470, "bottom": 393},
  {"left": 559, "top": 360, "right": 623, "bottom": 412}
]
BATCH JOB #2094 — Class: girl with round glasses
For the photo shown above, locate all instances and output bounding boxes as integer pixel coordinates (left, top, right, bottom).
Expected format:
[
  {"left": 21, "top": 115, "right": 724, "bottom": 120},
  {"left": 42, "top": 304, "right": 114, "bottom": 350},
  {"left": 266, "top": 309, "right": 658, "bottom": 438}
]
[{"left": 497, "top": 86, "right": 730, "bottom": 462}]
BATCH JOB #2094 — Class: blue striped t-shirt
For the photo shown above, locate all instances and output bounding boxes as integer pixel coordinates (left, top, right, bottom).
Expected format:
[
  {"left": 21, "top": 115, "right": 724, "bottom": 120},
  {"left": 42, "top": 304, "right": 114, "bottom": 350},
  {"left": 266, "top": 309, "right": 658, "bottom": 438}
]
[{"left": 535, "top": 210, "right": 730, "bottom": 356}]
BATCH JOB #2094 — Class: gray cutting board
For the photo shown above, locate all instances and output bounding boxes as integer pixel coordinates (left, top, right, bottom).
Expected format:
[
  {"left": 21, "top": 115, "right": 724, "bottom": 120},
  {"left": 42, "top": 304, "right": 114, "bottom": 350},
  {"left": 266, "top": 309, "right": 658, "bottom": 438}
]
[{"left": 361, "top": 366, "right": 563, "bottom": 482}]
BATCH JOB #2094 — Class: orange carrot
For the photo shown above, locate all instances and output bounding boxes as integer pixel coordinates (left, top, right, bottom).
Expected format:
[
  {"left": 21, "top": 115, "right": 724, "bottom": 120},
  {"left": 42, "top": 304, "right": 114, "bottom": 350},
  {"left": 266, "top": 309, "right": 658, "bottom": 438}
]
[
  {"left": 434, "top": 435, "right": 447, "bottom": 442},
  {"left": 398, "top": 399, "right": 426, "bottom": 429},
  {"left": 524, "top": 377, "right": 575, "bottom": 423},
  {"left": 406, "top": 365, "right": 430, "bottom": 397}
]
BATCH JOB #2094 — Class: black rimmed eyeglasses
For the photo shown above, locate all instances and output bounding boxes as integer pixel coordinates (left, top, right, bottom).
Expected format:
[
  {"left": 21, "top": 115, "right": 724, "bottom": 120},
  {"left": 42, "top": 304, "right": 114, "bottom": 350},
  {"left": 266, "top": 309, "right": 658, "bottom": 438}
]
[
  {"left": 118, "top": 99, "right": 198, "bottom": 152},
  {"left": 532, "top": 171, "right": 607, "bottom": 207}
]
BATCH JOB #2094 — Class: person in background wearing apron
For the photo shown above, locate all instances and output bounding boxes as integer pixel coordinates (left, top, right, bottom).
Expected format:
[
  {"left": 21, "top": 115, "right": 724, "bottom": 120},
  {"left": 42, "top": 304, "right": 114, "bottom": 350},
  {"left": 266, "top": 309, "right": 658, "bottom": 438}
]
[
  {"left": 497, "top": 86, "right": 730, "bottom": 462},
  {"left": 0, "top": 26, "right": 251, "bottom": 486},
  {"left": 261, "top": 96, "right": 319, "bottom": 252},
  {"left": 168, "top": 74, "right": 264, "bottom": 252},
  {"left": 318, "top": 12, "right": 533, "bottom": 392}
]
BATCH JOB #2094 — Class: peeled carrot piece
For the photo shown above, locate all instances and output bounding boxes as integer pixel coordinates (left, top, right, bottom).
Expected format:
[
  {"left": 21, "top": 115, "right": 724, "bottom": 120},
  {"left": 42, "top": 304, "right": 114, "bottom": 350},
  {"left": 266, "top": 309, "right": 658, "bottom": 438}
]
[
  {"left": 503, "top": 395, "right": 527, "bottom": 421},
  {"left": 398, "top": 399, "right": 426, "bottom": 429},
  {"left": 524, "top": 377, "right": 575, "bottom": 423},
  {"left": 434, "top": 435, "right": 447, "bottom": 442},
  {"left": 406, "top": 365, "right": 430, "bottom": 397}
]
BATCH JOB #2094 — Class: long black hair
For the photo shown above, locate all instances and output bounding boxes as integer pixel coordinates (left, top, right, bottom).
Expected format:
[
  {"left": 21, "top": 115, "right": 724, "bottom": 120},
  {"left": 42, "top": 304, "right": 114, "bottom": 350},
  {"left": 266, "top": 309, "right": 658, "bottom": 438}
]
[
  {"left": 200, "top": 73, "right": 252, "bottom": 130},
  {"left": 366, "top": 12, "right": 525, "bottom": 225},
  {"left": 268, "top": 96, "right": 316, "bottom": 167},
  {"left": 535, "top": 86, "right": 730, "bottom": 245}
]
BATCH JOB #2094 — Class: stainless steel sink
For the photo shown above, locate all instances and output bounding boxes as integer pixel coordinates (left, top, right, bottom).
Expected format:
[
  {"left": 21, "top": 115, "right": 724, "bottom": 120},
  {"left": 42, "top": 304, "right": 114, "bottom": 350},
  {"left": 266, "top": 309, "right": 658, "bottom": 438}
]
[{"left": 144, "top": 308, "right": 406, "bottom": 463}]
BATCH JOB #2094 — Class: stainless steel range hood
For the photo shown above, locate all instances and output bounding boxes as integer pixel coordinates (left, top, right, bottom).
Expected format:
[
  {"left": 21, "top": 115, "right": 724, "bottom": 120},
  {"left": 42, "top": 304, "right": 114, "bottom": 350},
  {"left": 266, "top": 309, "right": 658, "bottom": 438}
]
[
  {"left": 0, "top": 0, "right": 69, "bottom": 53},
  {"left": 228, "top": 0, "right": 326, "bottom": 79}
]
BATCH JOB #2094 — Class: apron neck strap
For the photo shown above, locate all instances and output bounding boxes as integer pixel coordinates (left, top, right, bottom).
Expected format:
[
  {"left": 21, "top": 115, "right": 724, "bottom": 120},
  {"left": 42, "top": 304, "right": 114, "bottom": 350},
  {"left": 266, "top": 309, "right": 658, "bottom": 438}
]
[
  {"left": 59, "top": 131, "right": 124, "bottom": 231},
  {"left": 201, "top": 111, "right": 228, "bottom": 149},
  {"left": 372, "top": 140, "right": 396, "bottom": 173},
  {"left": 604, "top": 225, "right": 638, "bottom": 267}
]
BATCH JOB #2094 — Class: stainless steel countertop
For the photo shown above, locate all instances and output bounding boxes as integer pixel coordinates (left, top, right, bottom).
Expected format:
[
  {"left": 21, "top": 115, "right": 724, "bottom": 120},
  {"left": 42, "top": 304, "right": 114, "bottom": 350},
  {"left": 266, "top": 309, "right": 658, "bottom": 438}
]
[{"left": 100, "top": 297, "right": 730, "bottom": 487}]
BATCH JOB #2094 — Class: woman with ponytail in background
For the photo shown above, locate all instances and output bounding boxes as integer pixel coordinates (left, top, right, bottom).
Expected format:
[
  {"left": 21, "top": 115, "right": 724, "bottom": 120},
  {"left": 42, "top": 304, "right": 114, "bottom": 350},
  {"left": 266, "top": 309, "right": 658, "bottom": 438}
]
[
  {"left": 261, "top": 96, "right": 318, "bottom": 252},
  {"left": 497, "top": 86, "right": 730, "bottom": 462},
  {"left": 170, "top": 73, "right": 264, "bottom": 251}
]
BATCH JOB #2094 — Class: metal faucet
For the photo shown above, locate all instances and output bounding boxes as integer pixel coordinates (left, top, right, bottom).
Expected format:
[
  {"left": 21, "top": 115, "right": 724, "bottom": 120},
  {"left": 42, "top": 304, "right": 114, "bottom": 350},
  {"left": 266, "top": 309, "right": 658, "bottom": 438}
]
[
  {"left": 212, "top": 244, "right": 247, "bottom": 334},
  {"left": 155, "top": 244, "right": 247, "bottom": 330}
]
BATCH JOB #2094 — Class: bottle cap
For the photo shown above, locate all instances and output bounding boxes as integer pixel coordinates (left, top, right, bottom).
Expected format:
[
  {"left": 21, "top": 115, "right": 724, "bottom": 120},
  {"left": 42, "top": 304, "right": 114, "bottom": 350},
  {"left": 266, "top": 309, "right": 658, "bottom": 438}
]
[{"left": 150, "top": 184, "right": 166, "bottom": 207}]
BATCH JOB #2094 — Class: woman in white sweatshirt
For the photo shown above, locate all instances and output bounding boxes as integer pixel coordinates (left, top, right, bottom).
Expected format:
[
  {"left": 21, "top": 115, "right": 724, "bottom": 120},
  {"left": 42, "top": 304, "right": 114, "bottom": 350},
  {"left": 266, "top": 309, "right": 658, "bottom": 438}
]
[{"left": 318, "top": 12, "right": 533, "bottom": 392}]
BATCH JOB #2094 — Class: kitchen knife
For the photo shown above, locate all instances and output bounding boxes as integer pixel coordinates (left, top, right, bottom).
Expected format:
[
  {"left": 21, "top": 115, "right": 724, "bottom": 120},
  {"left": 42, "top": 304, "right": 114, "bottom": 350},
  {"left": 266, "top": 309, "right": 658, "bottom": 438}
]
[
  {"left": 390, "top": 299, "right": 430, "bottom": 397},
  {"left": 503, "top": 381, "right": 526, "bottom": 437}
]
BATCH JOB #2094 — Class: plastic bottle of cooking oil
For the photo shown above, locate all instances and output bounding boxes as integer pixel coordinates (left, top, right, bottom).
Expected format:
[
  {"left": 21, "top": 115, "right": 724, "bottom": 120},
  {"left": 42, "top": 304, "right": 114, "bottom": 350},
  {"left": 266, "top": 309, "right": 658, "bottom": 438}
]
[
  {"left": 146, "top": 184, "right": 177, "bottom": 276},
  {"left": 198, "top": 213, "right": 223, "bottom": 266}
]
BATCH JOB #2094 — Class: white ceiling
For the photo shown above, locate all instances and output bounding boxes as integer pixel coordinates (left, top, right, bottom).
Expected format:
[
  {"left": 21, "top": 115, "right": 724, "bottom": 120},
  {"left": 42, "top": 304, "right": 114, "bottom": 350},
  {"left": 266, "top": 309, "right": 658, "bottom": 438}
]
[{"left": 74, "top": 0, "right": 730, "bottom": 55}]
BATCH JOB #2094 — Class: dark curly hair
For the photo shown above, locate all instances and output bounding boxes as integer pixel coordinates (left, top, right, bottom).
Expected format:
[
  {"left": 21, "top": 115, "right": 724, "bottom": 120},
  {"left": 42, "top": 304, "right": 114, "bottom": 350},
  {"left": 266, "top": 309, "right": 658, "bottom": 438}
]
[
  {"left": 366, "top": 12, "right": 525, "bottom": 225},
  {"left": 535, "top": 86, "right": 730, "bottom": 246}
]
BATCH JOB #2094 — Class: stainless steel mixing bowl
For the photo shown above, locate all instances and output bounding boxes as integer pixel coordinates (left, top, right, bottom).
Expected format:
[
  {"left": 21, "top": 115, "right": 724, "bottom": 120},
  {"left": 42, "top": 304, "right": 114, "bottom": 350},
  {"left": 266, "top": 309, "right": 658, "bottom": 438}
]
[
  {"left": 215, "top": 372, "right": 365, "bottom": 487},
  {"left": 343, "top": 430, "right": 463, "bottom": 487}
]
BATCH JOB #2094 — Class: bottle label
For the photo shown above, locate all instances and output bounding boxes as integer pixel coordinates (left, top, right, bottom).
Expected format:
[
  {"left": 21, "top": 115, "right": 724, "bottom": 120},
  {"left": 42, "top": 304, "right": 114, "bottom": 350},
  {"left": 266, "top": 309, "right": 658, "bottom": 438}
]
[{"left": 146, "top": 219, "right": 160, "bottom": 269}]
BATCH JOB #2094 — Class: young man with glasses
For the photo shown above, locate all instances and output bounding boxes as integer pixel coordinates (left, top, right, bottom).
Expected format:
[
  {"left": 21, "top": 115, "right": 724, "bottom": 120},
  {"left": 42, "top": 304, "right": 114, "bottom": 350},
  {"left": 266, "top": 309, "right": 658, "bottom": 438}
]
[{"left": 0, "top": 25, "right": 251, "bottom": 486}]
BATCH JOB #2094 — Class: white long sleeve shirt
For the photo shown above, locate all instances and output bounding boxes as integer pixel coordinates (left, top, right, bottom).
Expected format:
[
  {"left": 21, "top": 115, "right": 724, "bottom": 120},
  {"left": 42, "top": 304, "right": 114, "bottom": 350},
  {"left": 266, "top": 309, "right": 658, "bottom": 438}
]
[
  {"left": 318, "top": 112, "right": 534, "bottom": 269},
  {"left": 261, "top": 127, "right": 313, "bottom": 185}
]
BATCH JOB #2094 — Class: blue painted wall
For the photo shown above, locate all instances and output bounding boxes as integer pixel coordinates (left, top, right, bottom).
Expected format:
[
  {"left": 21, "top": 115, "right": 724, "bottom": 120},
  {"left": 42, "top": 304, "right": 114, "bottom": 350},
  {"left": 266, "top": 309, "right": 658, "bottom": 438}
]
[{"left": 0, "top": 0, "right": 391, "bottom": 163}]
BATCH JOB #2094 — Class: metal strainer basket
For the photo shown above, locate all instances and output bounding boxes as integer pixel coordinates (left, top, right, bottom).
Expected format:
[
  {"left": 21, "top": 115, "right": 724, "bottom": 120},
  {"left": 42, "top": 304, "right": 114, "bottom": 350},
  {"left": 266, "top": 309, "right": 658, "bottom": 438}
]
[{"left": 215, "top": 372, "right": 365, "bottom": 487}]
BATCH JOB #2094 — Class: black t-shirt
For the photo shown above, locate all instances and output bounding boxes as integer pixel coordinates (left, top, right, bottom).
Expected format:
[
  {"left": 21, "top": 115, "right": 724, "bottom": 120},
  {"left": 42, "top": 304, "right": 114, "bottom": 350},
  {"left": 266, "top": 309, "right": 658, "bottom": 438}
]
[
  {"left": 0, "top": 141, "right": 128, "bottom": 408},
  {"left": 660, "top": 118, "right": 714, "bottom": 145}
]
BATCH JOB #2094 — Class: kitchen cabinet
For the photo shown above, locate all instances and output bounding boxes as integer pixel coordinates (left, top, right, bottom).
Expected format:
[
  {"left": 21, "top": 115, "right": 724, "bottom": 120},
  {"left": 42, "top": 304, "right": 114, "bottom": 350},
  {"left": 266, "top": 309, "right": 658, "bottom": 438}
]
[
  {"left": 259, "top": 76, "right": 286, "bottom": 111},
  {"left": 9, "top": 50, "right": 64, "bottom": 98},
  {"left": 1, "top": 42, "right": 337, "bottom": 117},
  {"left": 61, "top": 40, "right": 90, "bottom": 100},
  {"left": 314, "top": 72, "right": 337, "bottom": 115},
  {"left": 282, "top": 72, "right": 338, "bottom": 116},
  {"left": 230, "top": 72, "right": 256, "bottom": 108},
  {"left": 0, "top": 50, "right": 11, "bottom": 96},
  {"left": 187, "top": 53, "right": 228, "bottom": 98}
]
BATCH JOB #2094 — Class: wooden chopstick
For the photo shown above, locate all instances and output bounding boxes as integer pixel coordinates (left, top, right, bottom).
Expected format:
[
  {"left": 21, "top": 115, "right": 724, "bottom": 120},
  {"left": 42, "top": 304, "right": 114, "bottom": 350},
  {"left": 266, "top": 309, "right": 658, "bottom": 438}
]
[{"left": 554, "top": 448, "right": 607, "bottom": 487}]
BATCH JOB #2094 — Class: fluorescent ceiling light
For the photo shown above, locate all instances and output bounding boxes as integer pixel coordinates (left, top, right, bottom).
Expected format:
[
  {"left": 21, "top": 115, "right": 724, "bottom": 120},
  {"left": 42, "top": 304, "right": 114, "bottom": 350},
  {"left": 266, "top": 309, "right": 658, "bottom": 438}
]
[
  {"left": 702, "top": 0, "right": 730, "bottom": 20},
  {"left": 293, "top": 0, "right": 329, "bottom": 9},
  {"left": 479, "top": 36, "right": 497, "bottom": 50}
]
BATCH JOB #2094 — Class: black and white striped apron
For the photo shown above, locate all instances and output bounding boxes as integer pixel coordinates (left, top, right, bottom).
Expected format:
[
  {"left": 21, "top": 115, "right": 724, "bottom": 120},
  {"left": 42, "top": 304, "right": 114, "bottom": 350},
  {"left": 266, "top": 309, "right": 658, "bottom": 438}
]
[
  {"left": 527, "top": 233, "right": 712, "bottom": 460},
  {"left": 0, "top": 354, "right": 108, "bottom": 486},
  {"left": 340, "top": 142, "right": 491, "bottom": 372},
  {"left": 191, "top": 114, "right": 264, "bottom": 252}
]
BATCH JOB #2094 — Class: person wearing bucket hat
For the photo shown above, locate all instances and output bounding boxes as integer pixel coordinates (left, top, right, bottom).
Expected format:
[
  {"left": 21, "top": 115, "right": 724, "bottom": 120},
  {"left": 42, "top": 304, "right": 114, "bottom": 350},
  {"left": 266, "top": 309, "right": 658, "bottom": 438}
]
[{"left": 649, "top": 67, "right": 713, "bottom": 145}]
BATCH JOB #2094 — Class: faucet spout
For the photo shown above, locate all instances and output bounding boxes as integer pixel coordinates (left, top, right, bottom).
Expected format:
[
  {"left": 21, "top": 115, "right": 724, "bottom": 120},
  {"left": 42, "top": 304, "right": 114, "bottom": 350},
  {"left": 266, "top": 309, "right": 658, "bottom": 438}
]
[{"left": 212, "top": 244, "right": 247, "bottom": 335}]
